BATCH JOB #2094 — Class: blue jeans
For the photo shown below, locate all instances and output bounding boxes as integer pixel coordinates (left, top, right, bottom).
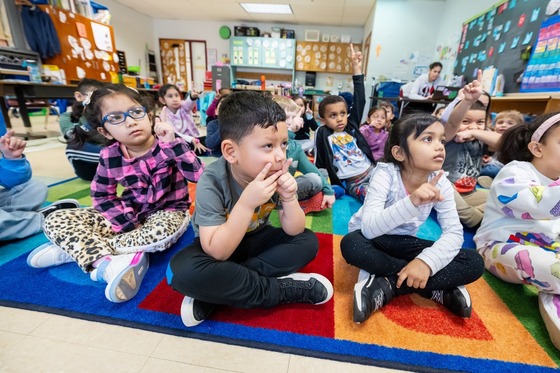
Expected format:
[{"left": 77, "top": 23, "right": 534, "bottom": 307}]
[{"left": 0, "top": 179, "right": 47, "bottom": 240}]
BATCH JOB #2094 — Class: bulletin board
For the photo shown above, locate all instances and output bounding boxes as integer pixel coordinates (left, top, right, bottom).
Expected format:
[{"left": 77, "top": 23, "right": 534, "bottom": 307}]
[
  {"left": 454, "top": 0, "right": 550, "bottom": 93},
  {"left": 520, "top": 14, "right": 560, "bottom": 92}
]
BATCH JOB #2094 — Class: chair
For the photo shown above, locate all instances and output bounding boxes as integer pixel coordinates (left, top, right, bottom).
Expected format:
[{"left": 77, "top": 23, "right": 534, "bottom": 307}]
[{"left": 6, "top": 98, "right": 61, "bottom": 129}]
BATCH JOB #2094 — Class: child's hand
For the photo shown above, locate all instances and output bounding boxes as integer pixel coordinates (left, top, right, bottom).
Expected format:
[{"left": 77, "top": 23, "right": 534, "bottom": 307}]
[
  {"left": 290, "top": 107, "right": 304, "bottom": 132},
  {"left": 193, "top": 141, "right": 208, "bottom": 154},
  {"left": 461, "top": 70, "right": 482, "bottom": 102},
  {"left": 0, "top": 130, "right": 26, "bottom": 159},
  {"left": 154, "top": 121, "right": 176, "bottom": 143},
  {"left": 454, "top": 129, "right": 475, "bottom": 143},
  {"left": 396, "top": 258, "right": 431, "bottom": 289},
  {"left": 240, "top": 163, "right": 282, "bottom": 209},
  {"left": 321, "top": 194, "right": 336, "bottom": 209},
  {"left": 409, "top": 170, "right": 444, "bottom": 207},
  {"left": 276, "top": 159, "right": 298, "bottom": 201},
  {"left": 190, "top": 90, "right": 200, "bottom": 100},
  {"left": 482, "top": 154, "right": 492, "bottom": 164},
  {"left": 350, "top": 44, "right": 362, "bottom": 75},
  {"left": 305, "top": 102, "right": 313, "bottom": 117}
]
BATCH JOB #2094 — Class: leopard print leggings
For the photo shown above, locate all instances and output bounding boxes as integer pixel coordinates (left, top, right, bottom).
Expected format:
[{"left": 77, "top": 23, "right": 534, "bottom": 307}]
[{"left": 43, "top": 207, "right": 189, "bottom": 272}]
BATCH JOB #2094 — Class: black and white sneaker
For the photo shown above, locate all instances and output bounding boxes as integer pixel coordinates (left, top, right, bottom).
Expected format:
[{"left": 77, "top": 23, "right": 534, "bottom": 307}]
[
  {"left": 353, "top": 270, "right": 395, "bottom": 323},
  {"left": 180, "top": 296, "right": 216, "bottom": 327},
  {"left": 423, "top": 286, "right": 472, "bottom": 318},
  {"left": 278, "top": 272, "right": 333, "bottom": 305},
  {"left": 38, "top": 199, "right": 80, "bottom": 218}
]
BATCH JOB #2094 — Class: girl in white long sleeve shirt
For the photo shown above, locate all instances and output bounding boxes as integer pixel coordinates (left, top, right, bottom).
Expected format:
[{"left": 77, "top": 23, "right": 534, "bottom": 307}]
[
  {"left": 341, "top": 113, "right": 484, "bottom": 324},
  {"left": 473, "top": 112, "right": 560, "bottom": 350}
]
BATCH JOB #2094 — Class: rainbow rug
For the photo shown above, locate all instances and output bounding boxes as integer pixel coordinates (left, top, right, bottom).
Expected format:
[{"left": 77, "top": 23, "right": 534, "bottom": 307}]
[{"left": 0, "top": 177, "right": 559, "bottom": 372}]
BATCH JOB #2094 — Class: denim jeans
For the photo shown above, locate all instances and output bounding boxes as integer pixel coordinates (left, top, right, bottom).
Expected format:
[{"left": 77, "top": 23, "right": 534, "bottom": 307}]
[{"left": 0, "top": 179, "right": 47, "bottom": 240}]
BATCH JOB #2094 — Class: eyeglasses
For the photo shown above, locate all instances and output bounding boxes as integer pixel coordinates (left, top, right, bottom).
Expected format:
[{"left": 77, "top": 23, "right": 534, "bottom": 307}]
[{"left": 101, "top": 106, "right": 147, "bottom": 125}]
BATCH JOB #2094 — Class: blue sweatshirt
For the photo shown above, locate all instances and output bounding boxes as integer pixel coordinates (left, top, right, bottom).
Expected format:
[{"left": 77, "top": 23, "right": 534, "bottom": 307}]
[{"left": 0, "top": 156, "right": 32, "bottom": 189}]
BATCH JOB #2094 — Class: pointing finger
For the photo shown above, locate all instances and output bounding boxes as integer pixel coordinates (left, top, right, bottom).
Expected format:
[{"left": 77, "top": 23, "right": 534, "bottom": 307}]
[
  {"left": 430, "top": 170, "right": 444, "bottom": 186},
  {"left": 281, "top": 158, "right": 293, "bottom": 174},
  {"left": 255, "top": 163, "right": 273, "bottom": 181}
]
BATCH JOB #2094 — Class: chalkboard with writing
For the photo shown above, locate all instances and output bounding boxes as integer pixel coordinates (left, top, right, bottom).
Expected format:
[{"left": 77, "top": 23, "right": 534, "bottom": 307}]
[{"left": 454, "top": 0, "right": 550, "bottom": 93}]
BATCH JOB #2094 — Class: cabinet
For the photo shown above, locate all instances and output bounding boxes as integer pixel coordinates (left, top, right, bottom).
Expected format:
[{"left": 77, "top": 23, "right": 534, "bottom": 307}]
[
  {"left": 39, "top": 5, "right": 119, "bottom": 83},
  {"left": 230, "top": 36, "right": 295, "bottom": 85},
  {"left": 295, "top": 42, "right": 361, "bottom": 74}
]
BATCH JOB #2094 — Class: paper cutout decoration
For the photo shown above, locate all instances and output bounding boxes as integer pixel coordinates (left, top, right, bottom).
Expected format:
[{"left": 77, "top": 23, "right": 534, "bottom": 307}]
[
  {"left": 511, "top": 36, "right": 520, "bottom": 49},
  {"left": 532, "top": 8, "right": 541, "bottom": 22},
  {"left": 499, "top": 42, "right": 506, "bottom": 53},
  {"left": 498, "top": 3, "right": 507, "bottom": 14},
  {"left": 510, "top": 0, "right": 517, "bottom": 9},
  {"left": 488, "top": 46, "right": 494, "bottom": 57},
  {"left": 523, "top": 32, "right": 534, "bottom": 45},
  {"left": 505, "top": 20, "right": 511, "bottom": 32},
  {"left": 376, "top": 44, "right": 381, "bottom": 57},
  {"left": 76, "top": 22, "right": 87, "bottom": 38},
  {"left": 478, "top": 50, "right": 487, "bottom": 61},
  {"left": 518, "top": 13, "right": 526, "bottom": 27},
  {"left": 494, "top": 25, "right": 503, "bottom": 40},
  {"left": 91, "top": 23, "right": 113, "bottom": 52}
]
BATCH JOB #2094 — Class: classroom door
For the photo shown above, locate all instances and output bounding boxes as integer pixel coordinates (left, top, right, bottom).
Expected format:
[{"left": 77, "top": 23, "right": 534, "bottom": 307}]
[{"left": 184, "top": 40, "right": 207, "bottom": 91}]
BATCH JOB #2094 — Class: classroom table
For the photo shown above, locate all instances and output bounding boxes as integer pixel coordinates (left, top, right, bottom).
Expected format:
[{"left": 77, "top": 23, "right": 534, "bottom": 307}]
[{"left": 0, "top": 81, "right": 163, "bottom": 138}]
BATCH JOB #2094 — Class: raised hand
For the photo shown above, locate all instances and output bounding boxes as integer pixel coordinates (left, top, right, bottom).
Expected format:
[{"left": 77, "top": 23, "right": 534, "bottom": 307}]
[
  {"left": 240, "top": 163, "right": 282, "bottom": 209},
  {"left": 350, "top": 43, "right": 362, "bottom": 75},
  {"left": 409, "top": 170, "right": 444, "bottom": 207},
  {"left": 154, "top": 121, "right": 176, "bottom": 143},
  {"left": 290, "top": 107, "right": 304, "bottom": 132},
  {"left": 305, "top": 102, "right": 313, "bottom": 117},
  {"left": 462, "top": 69, "right": 482, "bottom": 101},
  {"left": 0, "top": 130, "right": 26, "bottom": 159}
]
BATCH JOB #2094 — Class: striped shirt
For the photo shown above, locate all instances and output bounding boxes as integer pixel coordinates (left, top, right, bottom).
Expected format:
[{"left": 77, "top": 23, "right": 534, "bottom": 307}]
[
  {"left": 91, "top": 138, "right": 204, "bottom": 233},
  {"left": 348, "top": 162, "right": 463, "bottom": 275}
]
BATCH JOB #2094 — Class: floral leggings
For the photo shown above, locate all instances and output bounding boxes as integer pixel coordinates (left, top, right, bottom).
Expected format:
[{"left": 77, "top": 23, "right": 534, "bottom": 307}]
[
  {"left": 477, "top": 234, "right": 560, "bottom": 293},
  {"left": 43, "top": 207, "right": 189, "bottom": 272}
]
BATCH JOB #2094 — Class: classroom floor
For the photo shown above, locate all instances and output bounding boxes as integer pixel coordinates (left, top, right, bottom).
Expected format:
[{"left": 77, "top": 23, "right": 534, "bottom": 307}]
[{"left": 0, "top": 115, "right": 401, "bottom": 373}]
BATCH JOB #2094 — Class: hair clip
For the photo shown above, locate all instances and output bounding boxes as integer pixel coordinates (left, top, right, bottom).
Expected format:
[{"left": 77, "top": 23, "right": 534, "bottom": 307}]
[
  {"left": 82, "top": 91, "right": 93, "bottom": 106},
  {"left": 80, "top": 123, "right": 93, "bottom": 132}
]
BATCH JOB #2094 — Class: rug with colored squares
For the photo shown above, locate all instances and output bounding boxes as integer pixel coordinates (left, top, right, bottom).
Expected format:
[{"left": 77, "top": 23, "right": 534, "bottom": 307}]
[{"left": 0, "top": 177, "right": 559, "bottom": 372}]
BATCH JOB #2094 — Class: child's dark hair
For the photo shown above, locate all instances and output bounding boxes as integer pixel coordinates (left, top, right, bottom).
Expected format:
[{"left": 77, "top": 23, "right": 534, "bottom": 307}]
[
  {"left": 69, "top": 85, "right": 155, "bottom": 148},
  {"left": 378, "top": 100, "right": 395, "bottom": 111},
  {"left": 429, "top": 62, "right": 442, "bottom": 70},
  {"left": 498, "top": 112, "right": 560, "bottom": 165},
  {"left": 367, "top": 106, "right": 386, "bottom": 118},
  {"left": 158, "top": 83, "right": 180, "bottom": 98},
  {"left": 69, "top": 78, "right": 105, "bottom": 123},
  {"left": 318, "top": 95, "right": 346, "bottom": 118},
  {"left": 385, "top": 113, "right": 440, "bottom": 169},
  {"left": 219, "top": 91, "right": 286, "bottom": 143}
]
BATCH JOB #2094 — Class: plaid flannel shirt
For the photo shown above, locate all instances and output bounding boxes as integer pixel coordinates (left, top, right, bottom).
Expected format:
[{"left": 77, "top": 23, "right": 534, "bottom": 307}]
[{"left": 91, "top": 138, "right": 203, "bottom": 233}]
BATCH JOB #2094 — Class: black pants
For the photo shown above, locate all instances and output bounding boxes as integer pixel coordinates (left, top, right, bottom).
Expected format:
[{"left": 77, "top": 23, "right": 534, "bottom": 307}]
[
  {"left": 340, "top": 231, "right": 484, "bottom": 295},
  {"left": 167, "top": 226, "right": 319, "bottom": 308}
]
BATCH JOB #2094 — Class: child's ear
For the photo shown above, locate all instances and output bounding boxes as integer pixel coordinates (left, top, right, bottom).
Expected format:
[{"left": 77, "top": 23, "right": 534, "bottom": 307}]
[
  {"left": 528, "top": 141, "right": 543, "bottom": 158},
  {"left": 221, "top": 139, "right": 238, "bottom": 164},
  {"left": 97, "top": 126, "right": 114, "bottom": 140},
  {"left": 391, "top": 145, "right": 405, "bottom": 162},
  {"left": 74, "top": 91, "right": 84, "bottom": 102}
]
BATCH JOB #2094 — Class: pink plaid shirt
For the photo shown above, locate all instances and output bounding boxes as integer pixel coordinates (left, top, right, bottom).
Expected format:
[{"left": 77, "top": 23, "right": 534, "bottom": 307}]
[{"left": 91, "top": 138, "right": 204, "bottom": 232}]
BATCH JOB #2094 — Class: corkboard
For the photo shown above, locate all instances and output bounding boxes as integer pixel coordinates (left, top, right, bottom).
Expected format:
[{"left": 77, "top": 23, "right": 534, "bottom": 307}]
[
  {"left": 295, "top": 42, "right": 361, "bottom": 73},
  {"left": 39, "top": 5, "right": 118, "bottom": 83},
  {"left": 159, "top": 39, "right": 189, "bottom": 87}
]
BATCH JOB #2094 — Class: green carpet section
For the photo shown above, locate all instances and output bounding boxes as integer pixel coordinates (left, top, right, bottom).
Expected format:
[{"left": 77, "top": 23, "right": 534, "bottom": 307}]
[{"left": 484, "top": 272, "right": 560, "bottom": 363}]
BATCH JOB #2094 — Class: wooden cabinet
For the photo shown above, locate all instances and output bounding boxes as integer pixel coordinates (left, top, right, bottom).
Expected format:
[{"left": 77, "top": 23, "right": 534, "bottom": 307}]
[
  {"left": 295, "top": 41, "right": 361, "bottom": 73},
  {"left": 39, "top": 5, "right": 119, "bottom": 83}
]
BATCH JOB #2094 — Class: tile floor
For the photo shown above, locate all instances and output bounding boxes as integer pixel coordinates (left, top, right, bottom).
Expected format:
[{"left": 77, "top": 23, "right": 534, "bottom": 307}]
[{"left": 1, "top": 115, "right": 403, "bottom": 372}]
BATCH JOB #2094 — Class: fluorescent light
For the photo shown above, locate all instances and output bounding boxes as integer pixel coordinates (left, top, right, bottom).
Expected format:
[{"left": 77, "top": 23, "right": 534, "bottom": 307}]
[{"left": 240, "top": 3, "right": 292, "bottom": 14}]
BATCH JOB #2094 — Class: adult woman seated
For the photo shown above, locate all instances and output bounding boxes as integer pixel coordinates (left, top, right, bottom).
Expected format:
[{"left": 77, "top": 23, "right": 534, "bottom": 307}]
[{"left": 408, "top": 62, "right": 444, "bottom": 99}]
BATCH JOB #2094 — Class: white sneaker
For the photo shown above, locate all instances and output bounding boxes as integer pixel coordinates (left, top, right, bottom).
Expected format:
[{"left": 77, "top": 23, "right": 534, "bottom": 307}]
[
  {"left": 27, "top": 243, "right": 73, "bottom": 268},
  {"left": 538, "top": 292, "right": 560, "bottom": 350},
  {"left": 92, "top": 252, "right": 149, "bottom": 303}
]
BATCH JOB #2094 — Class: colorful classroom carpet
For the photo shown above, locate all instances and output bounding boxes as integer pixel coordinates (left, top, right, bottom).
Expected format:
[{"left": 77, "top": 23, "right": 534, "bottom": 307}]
[{"left": 1, "top": 177, "right": 559, "bottom": 372}]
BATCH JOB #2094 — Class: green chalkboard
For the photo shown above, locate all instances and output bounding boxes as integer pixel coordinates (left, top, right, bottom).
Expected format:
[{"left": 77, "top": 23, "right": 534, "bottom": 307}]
[{"left": 454, "top": 0, "right": 550, "bottom": 93}]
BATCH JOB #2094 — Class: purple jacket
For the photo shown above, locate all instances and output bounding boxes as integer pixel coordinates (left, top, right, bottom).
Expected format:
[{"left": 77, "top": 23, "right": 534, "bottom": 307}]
[{"left": 359, "top": 126, "right": 389, "bottom": 161}]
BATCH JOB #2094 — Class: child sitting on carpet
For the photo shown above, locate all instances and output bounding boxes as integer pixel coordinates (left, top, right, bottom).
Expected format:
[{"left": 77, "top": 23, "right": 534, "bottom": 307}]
[
  {"left": 474, "top": 112, "right": 560, "bottom": 350},
  {"left": 0, "top": 130, "right": 79, "bottom": 241},
  {"left": 314, "top": 44, "right": 376, "bottom": 202},
  {"left": 340, "top": 112, "right": 484, "bottom": 324},
  {"left": 272, "top": 95, "right": 335, "bottom": 213},
  {"left": 166, "top": 91, "right": 333, "bottom": 327},
  {"left": 360, "top": 106, "right": 389, "bottom": 161},
  {"left": 158, "top": 83, "right": 208, "bottom": 154},
  {"left": 27, "top": 84, "right": 204, "bottom": 303}
]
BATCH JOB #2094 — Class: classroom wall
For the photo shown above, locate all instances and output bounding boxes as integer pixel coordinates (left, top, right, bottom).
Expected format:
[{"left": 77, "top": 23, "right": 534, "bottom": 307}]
[
  {"left": 151, "top": 18, "right": 365, "bottom": 91},
  {"left": 96, "top": 0, "right": 155, "bottom": 76}
]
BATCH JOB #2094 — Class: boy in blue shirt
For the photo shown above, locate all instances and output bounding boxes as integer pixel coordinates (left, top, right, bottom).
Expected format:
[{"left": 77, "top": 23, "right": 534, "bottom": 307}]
[{"left": 167, "top": 91, "right": 333, "bottom": 327}]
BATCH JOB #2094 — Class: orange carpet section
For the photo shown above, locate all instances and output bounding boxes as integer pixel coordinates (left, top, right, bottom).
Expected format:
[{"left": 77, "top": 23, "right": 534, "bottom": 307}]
[{"left": 332, "top": 234, "right": 557, "bottom": 367}]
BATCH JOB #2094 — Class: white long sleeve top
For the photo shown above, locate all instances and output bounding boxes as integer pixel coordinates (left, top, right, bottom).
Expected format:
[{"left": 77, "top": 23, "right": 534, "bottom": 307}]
[
  {"left": 348, "top": 162, "right": 464, "bottom": 275},
  {"left": 474, "top": 161, "right": 560, "bottom": 247},
  {"left": 408, "top": 73, "right": 443, "bottom": 100}
]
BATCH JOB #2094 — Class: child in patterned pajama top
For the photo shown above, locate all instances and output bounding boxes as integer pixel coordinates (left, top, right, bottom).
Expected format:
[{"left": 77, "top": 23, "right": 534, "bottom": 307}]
[{"left": 474, "top": 112, "right": 560, "bottom": 350}]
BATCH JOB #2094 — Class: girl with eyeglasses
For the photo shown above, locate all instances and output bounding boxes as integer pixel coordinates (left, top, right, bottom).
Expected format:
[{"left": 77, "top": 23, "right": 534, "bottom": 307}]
[{"left": 27, "top": 84, "right": 204, "bottom": 303}]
